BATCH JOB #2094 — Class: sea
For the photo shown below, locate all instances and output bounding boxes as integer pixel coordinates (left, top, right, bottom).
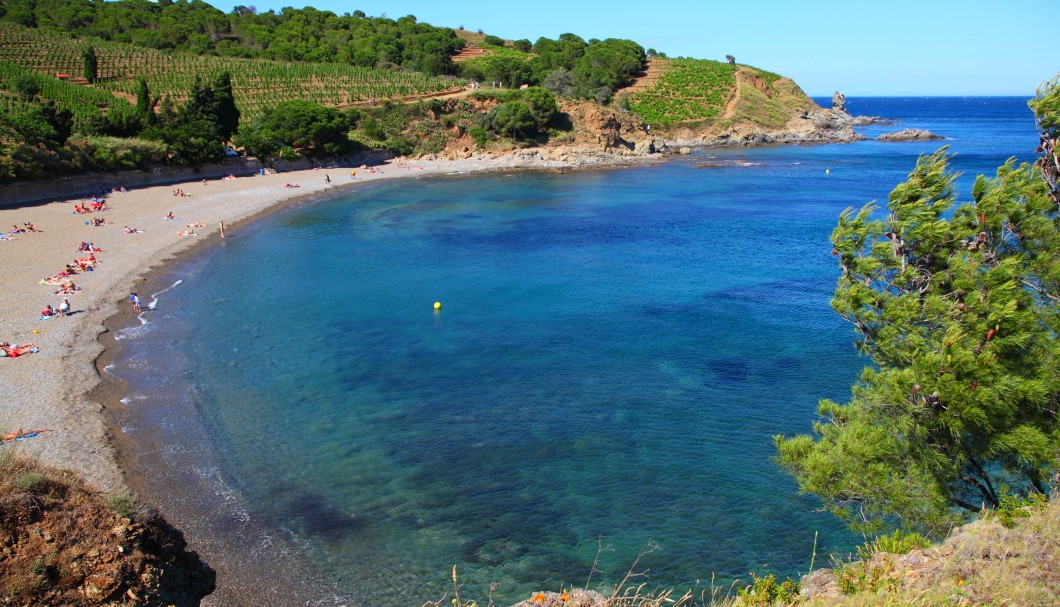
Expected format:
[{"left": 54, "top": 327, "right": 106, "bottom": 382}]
[{"left": 107, "top": 97, "right": 1040, "bottom": 606}]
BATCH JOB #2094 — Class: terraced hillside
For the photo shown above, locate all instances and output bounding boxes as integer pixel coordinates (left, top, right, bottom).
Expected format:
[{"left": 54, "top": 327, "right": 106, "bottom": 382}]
[
  {"left": 0, "top": 23, "right": 466, "bottom": 123},
  {"left": 623, "top": 57, "right": 811, "bottom": 127}
]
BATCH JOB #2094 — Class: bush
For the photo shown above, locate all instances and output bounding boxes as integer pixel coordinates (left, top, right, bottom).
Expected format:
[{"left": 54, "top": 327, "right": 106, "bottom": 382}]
[
  {"left": 737, "top": 573, "right": 800, "bottom": 606},
  {"left": 995, "top": 486, "right": 1050, "bottom": 529}
]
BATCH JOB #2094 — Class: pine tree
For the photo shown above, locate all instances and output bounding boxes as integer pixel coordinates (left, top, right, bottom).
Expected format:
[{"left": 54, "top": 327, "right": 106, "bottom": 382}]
[
  {"left": 82, "top": 46, "right": 98, "bottom": 84},
  {"left": 134, "top": 78, "right": 155, "bottom": 126},
  {"left": 775, "top": 78, "right": 1060, "bottom": 537},
  {"left": 212, "top": 72, "right": 240, "bottom": 141}
]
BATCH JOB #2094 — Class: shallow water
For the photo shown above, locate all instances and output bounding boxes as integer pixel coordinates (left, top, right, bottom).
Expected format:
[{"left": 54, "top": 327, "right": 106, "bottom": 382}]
[{"left": 109, "top": 97, "right": 1038, "bottom": 606}]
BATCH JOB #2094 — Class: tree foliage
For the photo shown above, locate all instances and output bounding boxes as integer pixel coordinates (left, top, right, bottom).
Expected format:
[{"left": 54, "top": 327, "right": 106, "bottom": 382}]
[
  {"left": 81, "top": 45, "right": 97, "bottom": 83},
  {"left": 235, "top": 100, "right": 356, "bottom": 159},
  {"left": 775, "top": 79, "right": 1060, "bottom": 538},
  {"left": 0, "top": 0, "right": 464, "bottom": 75},
  {"left": 458, "top": 33, "right": 645, "bottom": 101}
]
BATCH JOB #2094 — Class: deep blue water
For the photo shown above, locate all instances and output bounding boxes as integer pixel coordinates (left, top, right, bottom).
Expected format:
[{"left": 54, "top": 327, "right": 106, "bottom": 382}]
[{"left": 110, "top": 97, "right": 1038, "bottom": 606}]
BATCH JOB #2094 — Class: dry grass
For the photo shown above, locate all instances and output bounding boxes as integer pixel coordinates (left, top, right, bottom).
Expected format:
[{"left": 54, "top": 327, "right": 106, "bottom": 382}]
[{"left": 804, "top": 497, "right": 1059, "bottom": 607}]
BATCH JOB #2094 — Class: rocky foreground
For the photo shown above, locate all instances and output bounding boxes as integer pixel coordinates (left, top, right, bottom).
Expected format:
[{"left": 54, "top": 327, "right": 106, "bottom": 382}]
[{"left": 0, "top": 454, "right": 215, "bottom": 606}]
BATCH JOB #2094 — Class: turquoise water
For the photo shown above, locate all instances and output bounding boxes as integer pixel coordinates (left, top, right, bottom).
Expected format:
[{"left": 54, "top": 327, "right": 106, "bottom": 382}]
[{"left": 111, "top": 97, "right": 1038, "bottom": 606}]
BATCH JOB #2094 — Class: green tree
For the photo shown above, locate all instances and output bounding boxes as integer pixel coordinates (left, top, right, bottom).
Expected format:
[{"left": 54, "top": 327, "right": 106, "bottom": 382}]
[
  {"left": 235, "top": 100, "right": 355, "bottom": 159},
  {"left": 6, "top": 72, "right": 39, "bottom": 100},
  {"left": 82, "top": 45, "right": 98, "bottom": 83},
  {"left": 520, "top": 87, "right": 558, "bottom": 128},
  {"left": 484, "top": 100, "right": 536, "bottom": 139},
  {"left": 775, "top": 79, "right": 1060, "bottom": 537},
  {"left": 211, "top": 72, "right": 240, "bottom": 140},
  {"left": 134, "top": 77, "right": 155, "bottom": 126}
]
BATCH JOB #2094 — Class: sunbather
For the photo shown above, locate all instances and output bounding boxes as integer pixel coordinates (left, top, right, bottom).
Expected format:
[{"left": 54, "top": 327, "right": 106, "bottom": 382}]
[{"left": 0, "top": 342, "right": 38, "bottom": 357}]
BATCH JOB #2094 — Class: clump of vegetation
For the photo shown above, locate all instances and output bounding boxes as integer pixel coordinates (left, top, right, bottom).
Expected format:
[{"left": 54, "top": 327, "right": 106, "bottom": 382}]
[
  {"left": 457, "top": 34, "right": 645, "bottom": 102},
  {"left": 993, "top": 485, "right": 1050, "bottom": 529},
  {"left": 736, "top": 573, "right": 800, "bottom": 606}
]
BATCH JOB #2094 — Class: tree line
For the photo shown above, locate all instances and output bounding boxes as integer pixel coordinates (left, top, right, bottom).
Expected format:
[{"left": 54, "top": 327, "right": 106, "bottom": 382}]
[{"left": 0, "top": 0, "right": 465, "bottom": 76}]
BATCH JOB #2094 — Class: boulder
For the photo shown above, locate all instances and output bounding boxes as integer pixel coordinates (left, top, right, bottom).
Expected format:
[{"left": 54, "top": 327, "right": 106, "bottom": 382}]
[{"left": 800, "top": 567, "right": 841, "bottom": 601}]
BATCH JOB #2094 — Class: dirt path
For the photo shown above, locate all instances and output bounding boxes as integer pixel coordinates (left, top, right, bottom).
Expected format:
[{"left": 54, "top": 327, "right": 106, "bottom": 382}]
[{"left": 721, "top": 67, "right": 752, "bottom": 119}]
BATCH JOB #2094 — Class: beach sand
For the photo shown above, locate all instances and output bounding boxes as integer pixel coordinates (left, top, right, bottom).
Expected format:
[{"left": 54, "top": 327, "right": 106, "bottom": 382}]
[{"left": 0, "top": 152, "right": 655, "bottom": 605}]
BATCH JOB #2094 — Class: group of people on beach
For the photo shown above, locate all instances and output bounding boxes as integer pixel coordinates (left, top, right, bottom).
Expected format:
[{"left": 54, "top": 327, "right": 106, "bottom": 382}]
[{"left": 3, "top": 222, "right": 41, "bottom": 241}]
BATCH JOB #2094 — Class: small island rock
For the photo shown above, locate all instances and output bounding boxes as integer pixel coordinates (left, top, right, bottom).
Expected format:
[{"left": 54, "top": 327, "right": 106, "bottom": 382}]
[
  {"left": 832, "top": 91, "right": 847, "bottom": 112},
  {"left": 877, "top": 128, "right": 943, "bottom": 142}
]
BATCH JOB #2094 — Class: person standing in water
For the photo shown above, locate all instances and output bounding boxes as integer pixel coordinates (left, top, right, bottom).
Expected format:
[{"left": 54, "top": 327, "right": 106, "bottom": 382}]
[{"left": 130, "top": 292, "right": 141, "bottom": 313}]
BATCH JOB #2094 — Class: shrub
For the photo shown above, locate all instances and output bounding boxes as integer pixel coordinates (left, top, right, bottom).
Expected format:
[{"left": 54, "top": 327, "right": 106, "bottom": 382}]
[{"left": 736, "top": 573, "right": 800, "bottom": 606}]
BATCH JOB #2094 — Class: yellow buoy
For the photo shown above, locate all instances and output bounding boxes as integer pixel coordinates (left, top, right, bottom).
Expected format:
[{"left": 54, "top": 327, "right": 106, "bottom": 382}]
[{"left": 433, "top": 301, "right": 442, "bottom": 310}]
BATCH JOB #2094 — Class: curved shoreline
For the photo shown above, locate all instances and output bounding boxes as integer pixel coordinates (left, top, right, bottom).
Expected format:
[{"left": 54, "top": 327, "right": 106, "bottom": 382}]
[{"left": 0, "top": 152, "right": 658, "bottom": 605}]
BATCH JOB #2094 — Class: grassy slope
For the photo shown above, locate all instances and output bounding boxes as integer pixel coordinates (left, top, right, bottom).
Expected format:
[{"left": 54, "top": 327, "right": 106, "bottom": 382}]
[
  {"left": 801, "top": 498, "right": 1059, "bottom": 607},
  {"left": 624, "top": 58, "right": 817, "bottom": 128}
]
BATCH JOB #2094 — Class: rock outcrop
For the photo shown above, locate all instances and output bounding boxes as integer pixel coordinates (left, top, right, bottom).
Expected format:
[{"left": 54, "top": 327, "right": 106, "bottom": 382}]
[
  {"left": 832, "top": 91, "right": 847, "bottom": 112},
  {"left": 0, "top": 456, "right": 215, "bottom": 606},
  {"left": 876, "top": 128, "right": 943, "bottom": 142}
]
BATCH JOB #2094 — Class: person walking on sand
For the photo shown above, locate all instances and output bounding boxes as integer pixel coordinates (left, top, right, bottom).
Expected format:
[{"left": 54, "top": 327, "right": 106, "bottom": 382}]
[
  {"left": 325, "top": 174, "right": 331, "bottom": 185},
  {"left": 130, "top": 292, "right": 141, "bottom": 313}
]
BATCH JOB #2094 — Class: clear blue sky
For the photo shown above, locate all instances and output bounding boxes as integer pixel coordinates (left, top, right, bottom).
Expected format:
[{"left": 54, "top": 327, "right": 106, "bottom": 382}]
[{"left": 206, "top": 0, "right": 1056, "bottom": 96}]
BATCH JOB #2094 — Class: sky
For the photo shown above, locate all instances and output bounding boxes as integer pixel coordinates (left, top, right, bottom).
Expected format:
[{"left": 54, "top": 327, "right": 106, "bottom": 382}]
[{"left": 204, "top": 0, "right": 1057, "bottom": 96}]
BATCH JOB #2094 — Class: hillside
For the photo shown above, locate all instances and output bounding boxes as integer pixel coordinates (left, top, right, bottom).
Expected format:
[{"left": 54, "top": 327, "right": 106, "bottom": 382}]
[
  {"left": 796, "top": 496, "right": 1059, "bottom": 607},
  {"left": 0, "top": 22, "right": 465, "bottom": 123},
  {"left": 0, "top": 0, "right": 847, "bottom": 186}
]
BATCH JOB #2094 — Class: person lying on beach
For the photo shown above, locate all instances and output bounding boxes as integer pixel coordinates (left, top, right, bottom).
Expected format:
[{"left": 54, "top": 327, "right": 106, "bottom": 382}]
[
  {"left": 42, "top": 274, "right": 69, "bottom": 285},
  {"left": 76, "top": 254, "right": 97, "bottom": 269},
  {"left": 23, "top": 222, "right": 40, "bottom": 232},
  {"left": 165, "top": 212, "right": 175, "bottom": 220},
  {"left": 186, "top": 222, "right": 206, "bottom": 228},
  {"left": 0, "top": 342, "right": 38, "bottom": 357},
  {"left": 0, "top": 428, "right": 47, "bottom": 442},
  {"left": 89, "top": 217, "right": 107, "bottom": 227},
  {"left": 177, "top": 230, "right": 197, "bottom": 236},
  {"left": 90, "top": 200, "right": 108, "bottom": 212},
  {"left": 73, "top": 204, "right": 91, "bottom": 214},
  {"left": 12, "top": 224, "right": 27, "bottom": 234},
  {"left": 54, "top": 281, "right": 81, "bottom": 295},
  {"left": 283, "top": 183, "right": 301, "bottom": 188},
  {"left": 123, "top": 226, "right": 144, "bottom": 234}
]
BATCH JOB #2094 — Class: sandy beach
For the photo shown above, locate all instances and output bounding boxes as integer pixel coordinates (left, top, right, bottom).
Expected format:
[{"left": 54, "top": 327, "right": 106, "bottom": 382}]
[{"left": 0, "top": 151, "right": 656, "bottom": 604}]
